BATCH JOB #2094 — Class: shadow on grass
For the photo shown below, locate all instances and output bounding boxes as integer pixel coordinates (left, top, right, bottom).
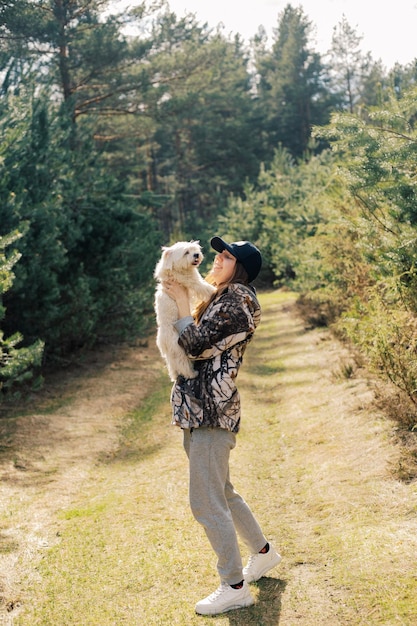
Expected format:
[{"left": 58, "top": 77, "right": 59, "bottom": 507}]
[
  {"left": 227, "top": 577, "right": 287, "bottom": 625},
  {"left": 0, "top": 532, "right": 19, "bottom": 555},
  {"left": 251, "top": 361, "right": 286, "bottom": 377},
  {"left": 97, "top": 372, "right": 173, "bottom": 465}
]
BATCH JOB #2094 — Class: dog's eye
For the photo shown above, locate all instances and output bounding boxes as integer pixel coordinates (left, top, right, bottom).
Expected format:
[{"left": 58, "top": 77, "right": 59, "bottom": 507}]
[{"left": 184, "top": 251, "right": 189, "bottom": 256}]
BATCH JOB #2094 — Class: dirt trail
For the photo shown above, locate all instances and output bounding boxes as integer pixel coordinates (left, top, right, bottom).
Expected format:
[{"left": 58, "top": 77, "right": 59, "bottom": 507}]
[
  {"left": 0, "top": 293, "right": 416, "bottom": 624},
  {"left": 0, "top": 340, "right": 163, "bottom": 619}
]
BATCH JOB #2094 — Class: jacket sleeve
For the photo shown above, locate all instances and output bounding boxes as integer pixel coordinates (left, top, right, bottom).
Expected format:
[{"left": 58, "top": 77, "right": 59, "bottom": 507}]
[{"left": 177, "top": 290, "right": 257, "bottom": 360}]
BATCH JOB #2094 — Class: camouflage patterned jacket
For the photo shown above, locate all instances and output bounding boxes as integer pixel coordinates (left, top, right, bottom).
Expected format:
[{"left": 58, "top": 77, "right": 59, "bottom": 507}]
[{"left": 170, "top": 283, "right": 261, "bottom": 433}]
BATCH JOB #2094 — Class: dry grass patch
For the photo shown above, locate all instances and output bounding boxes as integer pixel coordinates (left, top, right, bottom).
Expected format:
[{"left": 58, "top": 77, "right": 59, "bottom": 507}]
[{"left": 1, "top": 290, "right": 417, "bottom": 625}]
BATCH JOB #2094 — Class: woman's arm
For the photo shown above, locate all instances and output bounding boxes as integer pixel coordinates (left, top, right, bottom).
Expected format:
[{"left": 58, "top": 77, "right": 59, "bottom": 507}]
[
  {"left": 164, "top": 281, "right": 259, "bottom": 360},
  {"left": 178, "top": 291, "right": 257, "bottom": 359}
]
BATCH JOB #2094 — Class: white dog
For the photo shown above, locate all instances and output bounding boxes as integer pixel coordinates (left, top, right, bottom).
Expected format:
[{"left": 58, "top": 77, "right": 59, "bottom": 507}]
[{"left": 154, "top": 241, "right": 215, "bottom": 381}]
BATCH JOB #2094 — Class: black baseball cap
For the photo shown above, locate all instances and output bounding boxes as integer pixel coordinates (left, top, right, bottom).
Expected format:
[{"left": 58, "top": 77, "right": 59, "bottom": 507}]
[{"left": 210, "top": 237, "right": 262, "bottom": 282}]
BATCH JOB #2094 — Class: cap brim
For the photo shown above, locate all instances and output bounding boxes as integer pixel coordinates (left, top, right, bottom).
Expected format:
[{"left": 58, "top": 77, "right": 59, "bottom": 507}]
[{"left": 210, "top": 236, "right": 234, "bottom": 256}]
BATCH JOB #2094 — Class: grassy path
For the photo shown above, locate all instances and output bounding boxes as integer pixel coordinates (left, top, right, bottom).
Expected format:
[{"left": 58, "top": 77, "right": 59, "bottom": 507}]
[{"left": 1, "top": 290, "right": 417, "bottom": 625}]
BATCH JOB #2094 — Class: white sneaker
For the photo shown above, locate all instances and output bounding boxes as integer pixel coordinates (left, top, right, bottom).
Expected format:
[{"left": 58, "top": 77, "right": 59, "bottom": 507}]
[
  {"left": 243, "top": 544, "right": 282, "bottom": 583},
  {"left": 195, "top": 581, "right": 254, "bottom": 615}
]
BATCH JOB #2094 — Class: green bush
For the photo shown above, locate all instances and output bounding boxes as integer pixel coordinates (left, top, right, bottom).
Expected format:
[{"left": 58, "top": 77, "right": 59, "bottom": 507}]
[
  {"left": 0, "top": 231, "right": 44, "bottom": 398},
  {"left": 0, "top": 97, "right": 160, "bottom": 362}
]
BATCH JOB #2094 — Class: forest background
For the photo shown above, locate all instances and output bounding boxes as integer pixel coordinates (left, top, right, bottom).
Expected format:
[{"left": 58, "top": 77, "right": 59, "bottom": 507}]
[{"left": 1, "top": 0, "right": 417, "bottom": 468}]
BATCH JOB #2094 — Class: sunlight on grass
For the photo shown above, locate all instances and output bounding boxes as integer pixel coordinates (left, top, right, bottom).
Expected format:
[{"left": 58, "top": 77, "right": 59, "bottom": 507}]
[{"left": 10, "top": 290, "right": 417, "bottom": 626}]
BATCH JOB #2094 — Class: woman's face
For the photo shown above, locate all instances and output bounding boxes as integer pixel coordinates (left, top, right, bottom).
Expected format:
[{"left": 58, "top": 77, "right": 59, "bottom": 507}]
[{"left": 211, "top": 250, "right": 237, "bottom": 285}]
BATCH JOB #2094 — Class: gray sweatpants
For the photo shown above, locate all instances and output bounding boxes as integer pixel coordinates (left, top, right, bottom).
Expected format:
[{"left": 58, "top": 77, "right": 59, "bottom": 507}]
[{"left": 183, "top": 427, "right": 267, "bottom": 586}]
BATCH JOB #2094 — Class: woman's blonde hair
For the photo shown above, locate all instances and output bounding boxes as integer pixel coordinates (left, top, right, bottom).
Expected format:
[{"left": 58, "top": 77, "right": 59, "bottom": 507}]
[{"left": 193, "top": 261, "right": 249, "bottom": 323}]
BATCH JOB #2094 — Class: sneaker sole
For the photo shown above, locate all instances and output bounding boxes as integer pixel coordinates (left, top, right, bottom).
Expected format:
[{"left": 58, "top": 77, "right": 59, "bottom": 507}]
[
  {"left": 244, "top": 553, "right": 282, "bottom": 583},
  {"left": 195, "top": 597, "right": 255, "bottom": 616}
]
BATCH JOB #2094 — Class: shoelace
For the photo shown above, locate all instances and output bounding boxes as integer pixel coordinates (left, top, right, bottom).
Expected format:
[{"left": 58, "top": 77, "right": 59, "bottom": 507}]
[
  {"left": 208, "top": 583, "right": 231, "bottom": 602},
  {"left": 245, "top": 554, "right": 259, "bottom": 568}
]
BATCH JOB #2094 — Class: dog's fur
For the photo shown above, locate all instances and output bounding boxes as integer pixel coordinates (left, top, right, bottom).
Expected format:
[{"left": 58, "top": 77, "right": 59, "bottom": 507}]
[{"left": 154, "top": 241, "right": 216, "bottom": 381}]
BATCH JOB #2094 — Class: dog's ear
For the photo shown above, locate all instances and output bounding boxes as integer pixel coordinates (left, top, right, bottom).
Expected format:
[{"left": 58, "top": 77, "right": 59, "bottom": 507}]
[
  {"left": 154, "top": 246, "right": 171, "bottom": 278},
  {"left": 162, "top": 247, "right": 173, "bottom": 270}
]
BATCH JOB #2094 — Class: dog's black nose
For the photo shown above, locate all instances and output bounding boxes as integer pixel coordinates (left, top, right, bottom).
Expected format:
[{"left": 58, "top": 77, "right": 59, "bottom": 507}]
[{"left": 193, "top": 253, "right": 200, "bottom": 259}]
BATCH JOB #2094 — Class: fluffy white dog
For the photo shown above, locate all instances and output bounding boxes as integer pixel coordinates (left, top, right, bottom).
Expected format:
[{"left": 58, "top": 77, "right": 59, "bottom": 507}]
[{"left": 154, "top": 241, "right": 215, "bottom": 381}]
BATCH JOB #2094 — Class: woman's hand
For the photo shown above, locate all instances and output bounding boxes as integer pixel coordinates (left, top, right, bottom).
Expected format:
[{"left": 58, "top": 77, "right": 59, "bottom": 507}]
[
  {"left": 163, "top": 280, "right": 192, "bottom": 318},
  {"left": 163, "top": 280, "right": 187, "bottom": 301}
]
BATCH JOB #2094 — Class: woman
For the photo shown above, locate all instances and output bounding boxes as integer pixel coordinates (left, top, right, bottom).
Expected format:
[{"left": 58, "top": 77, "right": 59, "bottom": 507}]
[{"left": 163, "top": 236, "right": 281, "bottom": 616}]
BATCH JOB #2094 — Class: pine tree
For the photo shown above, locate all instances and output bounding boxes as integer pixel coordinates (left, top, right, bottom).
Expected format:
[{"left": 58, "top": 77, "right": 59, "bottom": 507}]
[
  {"left": 132, "top": 10, "right": 262, "bottom": 238},
  {"left": 255, "top": 4, "right": 334, "bottom": 159},
  {"left": 326, "top": 15, "right": 388, "bottom": 112}
]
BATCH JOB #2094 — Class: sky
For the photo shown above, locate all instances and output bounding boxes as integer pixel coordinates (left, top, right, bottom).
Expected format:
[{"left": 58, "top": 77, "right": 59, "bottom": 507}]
[{"left": 162, "top": 0, "right": 417, "bottom": 69}]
